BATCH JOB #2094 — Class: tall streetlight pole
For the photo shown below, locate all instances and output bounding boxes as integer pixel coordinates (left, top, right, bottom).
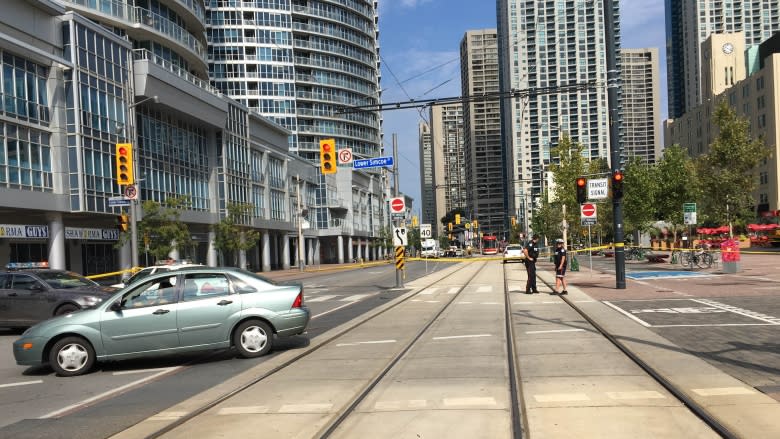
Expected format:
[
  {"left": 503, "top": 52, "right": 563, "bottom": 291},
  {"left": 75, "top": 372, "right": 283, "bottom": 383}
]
[{"left": 297, "top": 174, "right": 305, "bottom": 272}]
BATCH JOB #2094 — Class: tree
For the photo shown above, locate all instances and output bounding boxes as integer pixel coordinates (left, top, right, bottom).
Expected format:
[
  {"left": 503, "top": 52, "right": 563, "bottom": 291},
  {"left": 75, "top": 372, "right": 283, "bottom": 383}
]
[
  {"left": 212, "top": 202, "right": 260, "bottom": 268},
  {"left": 136, "top": 196, "right": 193, "bottom": 263},
  {"left": 623, "top": 156, "right": 658, "bottom": 241},
  {"left": 655, "top": 144, "right": 699, "bottom": 236},
  {"left": 697, "top": 99, "right": 770, "bottom": 227},
  {"left": 546, "top": 134, "right": 589, "bottom": 242}
]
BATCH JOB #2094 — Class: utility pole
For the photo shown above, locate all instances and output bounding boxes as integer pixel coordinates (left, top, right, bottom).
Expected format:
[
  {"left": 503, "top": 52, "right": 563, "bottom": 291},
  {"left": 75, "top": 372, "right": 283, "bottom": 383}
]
[
  {"left": 603, "top": 0, "right": 626, "bottom": 288},
  {"left": 393, "top": 133, "right": 403, "bottom": 288},
  {"left": 297, "top": 174, "right": 304, "bottom": 272}
]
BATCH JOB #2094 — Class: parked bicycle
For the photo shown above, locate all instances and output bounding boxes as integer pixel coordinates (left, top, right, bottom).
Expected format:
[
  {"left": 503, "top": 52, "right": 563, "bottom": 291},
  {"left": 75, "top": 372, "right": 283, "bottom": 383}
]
[
  {"left": 626, "top": 247, "right": 646, "bottom": 260},
  {"left": 679, "top": 248, "right": 713, "bottom": 269}
]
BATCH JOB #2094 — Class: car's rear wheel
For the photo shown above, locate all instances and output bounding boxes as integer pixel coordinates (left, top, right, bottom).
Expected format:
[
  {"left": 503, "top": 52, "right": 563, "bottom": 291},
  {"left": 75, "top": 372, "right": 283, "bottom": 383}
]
[
  {"left": 54, "top": 303, "right": 79, "bottom": 316},
  {"left": 49, "top": 336, "right": 95, "bottom": 377},
  {"left": 233, "top": 320, "right": 273, "bottom": 358}
]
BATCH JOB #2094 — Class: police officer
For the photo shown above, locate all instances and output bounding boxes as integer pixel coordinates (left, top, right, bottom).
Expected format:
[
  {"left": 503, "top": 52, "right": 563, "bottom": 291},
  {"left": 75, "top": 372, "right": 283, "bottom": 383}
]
[
  {"left": 523, "top": 235, "right": 540, "bottom": 294},
  {"left": 553, "top": 238, "right": 569, "bottom": 295}
]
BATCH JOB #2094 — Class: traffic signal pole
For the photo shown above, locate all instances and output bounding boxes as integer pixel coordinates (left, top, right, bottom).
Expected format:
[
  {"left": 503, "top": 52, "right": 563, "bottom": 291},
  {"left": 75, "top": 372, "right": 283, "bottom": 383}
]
[{"left": 603, "top": 0, "right": 626, "bottom": 289}]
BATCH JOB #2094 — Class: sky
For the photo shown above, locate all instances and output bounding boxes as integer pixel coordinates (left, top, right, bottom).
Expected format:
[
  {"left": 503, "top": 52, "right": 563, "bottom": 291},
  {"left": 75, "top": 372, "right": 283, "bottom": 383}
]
[{"left": 376, "top": 0, "right": 667, "bottom": 217}]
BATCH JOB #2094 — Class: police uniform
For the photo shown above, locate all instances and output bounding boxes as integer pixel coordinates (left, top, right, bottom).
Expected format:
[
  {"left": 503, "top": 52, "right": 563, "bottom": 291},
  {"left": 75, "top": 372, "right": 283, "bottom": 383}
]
[
  {"left": 554, "top": 244, "right": 567, "bottom": 278},
  {"left": 524, "top": 239, "right": 539, "bottom": 294}
]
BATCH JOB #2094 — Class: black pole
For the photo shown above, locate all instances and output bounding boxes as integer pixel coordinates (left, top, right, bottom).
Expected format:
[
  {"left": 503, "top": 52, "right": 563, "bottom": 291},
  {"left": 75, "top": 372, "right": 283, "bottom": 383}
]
[{"left": 603, "top": 0, "right": 626, "bottom": 289}]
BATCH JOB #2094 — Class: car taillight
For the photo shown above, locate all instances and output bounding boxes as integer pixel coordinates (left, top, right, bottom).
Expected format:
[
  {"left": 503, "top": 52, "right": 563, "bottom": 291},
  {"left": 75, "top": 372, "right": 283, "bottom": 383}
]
[{"left": 292, "top": 290, "right": 303, "bottom": 308}]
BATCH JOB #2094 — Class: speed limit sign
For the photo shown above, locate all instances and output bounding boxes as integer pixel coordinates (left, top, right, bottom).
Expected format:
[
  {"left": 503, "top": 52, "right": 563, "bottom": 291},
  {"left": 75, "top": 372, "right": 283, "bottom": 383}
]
[{"left": 420, "top": 224, "right": 432, "bottom": 238}]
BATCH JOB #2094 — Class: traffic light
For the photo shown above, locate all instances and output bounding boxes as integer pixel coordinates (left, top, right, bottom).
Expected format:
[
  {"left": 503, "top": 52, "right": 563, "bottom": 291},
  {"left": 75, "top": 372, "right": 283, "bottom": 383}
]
[
  {"left": 115, "top": 143, "right": 134, "bottom": 185},
  {"left": 612, "top": 170, "right": 624, "bottom": 201},
  {"left": 455, "top": 213, "right": 461, "bottom": 225},
  {"left": 319, "top": 138, "right": 336, "bottom": 174},
  {"left": 473, "top": 219, "right": 478, "bottom": 228},
  {"left": 117, "top": 213, "right": 129, "bottom": 232},
  {"left": 511, "top": 216, "right": 517, "bottom": 226},
  {"left": 576, "top": 177, "right": 587, "bottom": 204}
]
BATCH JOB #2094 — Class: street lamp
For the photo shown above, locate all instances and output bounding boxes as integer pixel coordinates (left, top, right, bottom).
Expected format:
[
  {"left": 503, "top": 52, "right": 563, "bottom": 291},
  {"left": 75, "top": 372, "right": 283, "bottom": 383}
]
[{"left": 120, "top": 95, "right": 158, "bottom": 268}]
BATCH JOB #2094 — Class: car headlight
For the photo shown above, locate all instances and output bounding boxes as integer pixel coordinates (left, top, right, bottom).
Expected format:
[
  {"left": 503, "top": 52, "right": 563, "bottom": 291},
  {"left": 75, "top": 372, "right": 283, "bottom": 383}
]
[{"left": 81, "top": 296, "right": 104, "bottom": 307}]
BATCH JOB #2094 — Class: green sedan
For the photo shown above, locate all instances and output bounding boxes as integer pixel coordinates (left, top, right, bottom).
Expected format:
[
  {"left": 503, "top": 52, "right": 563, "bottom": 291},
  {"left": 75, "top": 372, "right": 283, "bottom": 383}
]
[{"left": 13, "top": 267, "right": 309, "bottom": 377}]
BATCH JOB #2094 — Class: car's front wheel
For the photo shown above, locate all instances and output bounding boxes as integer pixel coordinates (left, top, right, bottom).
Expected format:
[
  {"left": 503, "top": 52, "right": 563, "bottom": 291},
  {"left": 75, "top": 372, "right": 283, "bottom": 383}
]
[
  {"left": 233, "top": 320, "right": 273, "bottom": 358},
  {"left": 49, "top": 336, "right": 95, "bottom": 377}
]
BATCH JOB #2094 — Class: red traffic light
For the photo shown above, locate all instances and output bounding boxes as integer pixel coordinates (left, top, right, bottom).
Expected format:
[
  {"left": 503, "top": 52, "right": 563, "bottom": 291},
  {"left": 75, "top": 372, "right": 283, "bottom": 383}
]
[
  {"left": 613, "top": 171, "right": 624, "bottom": 182},
  {"left": 322, "top": 142, "right": 332, "bottom": 152},
  {"left": 576, "top": 177, "right": 586, "bottom": 187}
]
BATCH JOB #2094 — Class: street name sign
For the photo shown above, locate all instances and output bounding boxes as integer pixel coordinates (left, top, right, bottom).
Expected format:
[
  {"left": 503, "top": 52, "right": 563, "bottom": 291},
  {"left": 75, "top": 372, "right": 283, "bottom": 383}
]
[
  {"left": 108, "top": 196, "right": 131, "bottom": 207},
  {"left": 353, "top": 156, "right": 393, "bottom": 169}
]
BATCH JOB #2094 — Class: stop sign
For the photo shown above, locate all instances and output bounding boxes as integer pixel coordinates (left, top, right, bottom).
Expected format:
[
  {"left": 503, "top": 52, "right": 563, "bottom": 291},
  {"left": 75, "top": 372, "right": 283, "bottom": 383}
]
[
  {"left": 581, "top": 203, "right": 596, "bottom": 217},
  {"left": 390, "top": 197, "right": 405, "bottom": 213}
]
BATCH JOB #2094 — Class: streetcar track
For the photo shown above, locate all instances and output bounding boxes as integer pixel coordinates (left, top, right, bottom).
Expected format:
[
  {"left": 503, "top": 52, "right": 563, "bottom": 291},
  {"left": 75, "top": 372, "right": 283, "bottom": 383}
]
[
  {"left": 533, "top": 273, "right": 737, "bottom": 439},
  {"left": 143, "top": 262, "right": 481, "bottom": 439}
]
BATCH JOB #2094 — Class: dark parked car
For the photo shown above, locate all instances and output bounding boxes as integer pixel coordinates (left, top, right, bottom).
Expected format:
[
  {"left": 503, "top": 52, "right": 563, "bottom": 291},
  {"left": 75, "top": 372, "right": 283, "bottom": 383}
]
[
  {"left": 0, "top": 263, "right": 117, "bottom": 328},
  {"left": 14, "top": 267, "right": 310, "bottom": 376}
]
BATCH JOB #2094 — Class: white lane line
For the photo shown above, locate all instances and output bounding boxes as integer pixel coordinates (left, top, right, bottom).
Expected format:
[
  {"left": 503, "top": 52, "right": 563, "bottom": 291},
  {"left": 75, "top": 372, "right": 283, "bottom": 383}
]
[
  {"left": 424, "top": 300, "right": 440, "bottom": 303},
  {"left": 692, "top": 387, "right": 755, "bottom": 396},
  {"left": 652, "top": 323, "right": 778, "bottom": 327},
  {"left": 217, "top": 406, "right": 269, "bottom": 415},
  {"left": 112, "top": 367, "right": 174, "bottom": 376},
  {"left": 433, "top": 334, "right": 492, "bottom": 340},
  {"left": 40, "top": 367, "right": 180, "bottom": 418},
  {"left": 606, "top": 391, "right": 666, "bottom": 400},
  {"left": 603, "top": 300, "right": 652, "bottom": 327},
  {"left": 447, "top": 287, "right": 460, "bottom": 294},
  {"left": 420, "top": 288, "right": 439, "bottom": 295},
  {"left": 336, "top": 339, "right": 397, "bottom": 347},
  {"left": 458, "top": 301, "right": 473, "bottom": 304},
  {"left": 0, "top": 379, "right": 43, "bottom": 389},
  {"left": 481, "top": 302, "right": 502, "bottom": 305},
  {"left": 148, "top": 411, "right": 188, "bottom": 421},
  {"left": 307, "top": 295, "right": 338, "bottom": 302},
  {"left": 312, "top": 301, "right": 357, "bottom": 319},
  {"left": 476, "top": 286, "right": 492, "bottom": 293},
  {"left": 525, "top": 328, "right": 586, "bottom": 334},
  {"left": 278, "top": 403, "right": 332, "bottom": 413},
  {"left": 443, "top": 397, "right": 497, "bottom": 407},
  {"left": 534, "top": 393, "right": 590, "bottom": 402},
  {"left": 339, "top": 294, "right": 368, "bottom": 302},
  {"left": 375, "top": 399, "right": 429, "bottom": 410}
]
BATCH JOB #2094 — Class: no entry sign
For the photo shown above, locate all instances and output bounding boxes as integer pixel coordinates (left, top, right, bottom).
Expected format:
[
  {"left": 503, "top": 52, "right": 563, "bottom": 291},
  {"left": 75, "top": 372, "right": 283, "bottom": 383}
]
[
  {"left": 390, "top": 197, "right": 405, "bottom": 213},
  {"left": 581, "top": 203, "right": 597, "bottom": 226}
]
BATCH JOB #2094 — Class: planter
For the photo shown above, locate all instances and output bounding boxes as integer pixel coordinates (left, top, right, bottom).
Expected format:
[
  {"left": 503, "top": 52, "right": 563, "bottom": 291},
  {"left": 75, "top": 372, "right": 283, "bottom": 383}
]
[{"left": 723, "top": 261, "right": 740, "bottom": 273}]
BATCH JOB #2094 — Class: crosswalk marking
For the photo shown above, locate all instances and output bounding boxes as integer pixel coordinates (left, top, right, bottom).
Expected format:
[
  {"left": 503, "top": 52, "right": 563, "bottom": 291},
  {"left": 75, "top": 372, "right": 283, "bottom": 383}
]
[
  {"left": 339, "top": 294, "right": 368, "bottom": 302},
  {"left": 476, "top": 286, "right": 492, "bottom": 293},
  {"left": 420, "top": 288, "right": 438, "bottom": 295},
  {"left": 447, "top": 287, "right": 460, "bottom": 294}
]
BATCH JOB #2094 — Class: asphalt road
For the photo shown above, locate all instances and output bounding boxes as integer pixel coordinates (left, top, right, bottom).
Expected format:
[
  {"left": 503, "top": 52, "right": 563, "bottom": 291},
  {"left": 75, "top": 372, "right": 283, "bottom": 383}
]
[{"left": 0, "top": 261, "right": 456, "bottom": 439}]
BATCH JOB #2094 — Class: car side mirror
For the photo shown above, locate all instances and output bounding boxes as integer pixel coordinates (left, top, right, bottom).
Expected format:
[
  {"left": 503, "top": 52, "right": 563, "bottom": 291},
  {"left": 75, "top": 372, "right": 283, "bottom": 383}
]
[{"left": 109, "top": 301, "right": 123, "bottom": 312}]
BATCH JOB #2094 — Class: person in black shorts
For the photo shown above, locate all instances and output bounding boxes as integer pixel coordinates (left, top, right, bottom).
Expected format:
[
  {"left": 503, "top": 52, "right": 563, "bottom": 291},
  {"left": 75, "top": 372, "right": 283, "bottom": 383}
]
[
  {"left": 553, "top": 239, "right": 568, "bottom": 295},
  {"left": 523, "top": 235, "right": 540, "bottom": 294}
]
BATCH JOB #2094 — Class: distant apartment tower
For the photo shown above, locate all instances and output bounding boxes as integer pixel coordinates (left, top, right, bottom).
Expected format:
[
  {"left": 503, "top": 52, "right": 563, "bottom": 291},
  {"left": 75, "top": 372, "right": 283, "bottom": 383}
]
[
  {"left": 666, "top": 0, "right": 780, "bottom": 118},
  {"left": 418, "top": 121, "right": 436, "bottom": 231},
  {"left": 620, "top": 48, "right": 663, "bottom": 164},
  {"left": 430, "top": 104, "right": 466, "bottom": 235},
  {"left": 498, "top": 0, "right": 619, "bottom": 230},
  {"left": 460, "top": 29, "right": 504, "bottom": 237},
  {"left": 205, "top": 0, "right": 386, "bottom": 258}
]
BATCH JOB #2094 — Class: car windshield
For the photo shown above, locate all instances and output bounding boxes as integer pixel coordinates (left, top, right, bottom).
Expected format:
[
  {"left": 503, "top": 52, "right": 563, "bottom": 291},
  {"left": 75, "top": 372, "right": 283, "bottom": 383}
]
[
  {"left": 35, "top": 271, "right": 99, "bottom": 288},
  {"left": 506, "top": 245, "right": 522, "bottom": 251},
  {"left": 126, "top": 268, "right": 157, "bottom": 285}
]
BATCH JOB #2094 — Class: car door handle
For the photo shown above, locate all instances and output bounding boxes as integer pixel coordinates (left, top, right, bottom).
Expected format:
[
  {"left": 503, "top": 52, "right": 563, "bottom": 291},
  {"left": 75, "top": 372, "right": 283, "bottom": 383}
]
[
  {"left": 152, "top": 309, "right": 170, "bottom": 315},
  {"left": 8, "top": 292, "right": 17, "bottom": 296},
  {"left": 217, "top": 300, "right": 233, "bottom": 306}
]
